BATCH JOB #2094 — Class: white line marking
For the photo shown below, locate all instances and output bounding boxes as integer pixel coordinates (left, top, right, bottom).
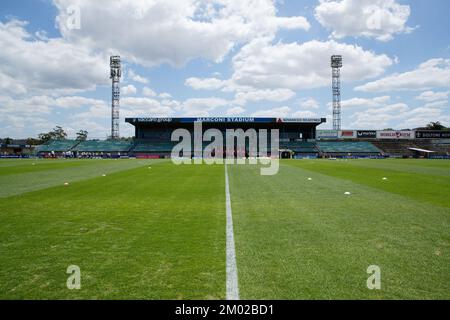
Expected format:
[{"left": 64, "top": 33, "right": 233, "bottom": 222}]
[{"left": 225, "top": 165, "right": 240, "bottom": 300}]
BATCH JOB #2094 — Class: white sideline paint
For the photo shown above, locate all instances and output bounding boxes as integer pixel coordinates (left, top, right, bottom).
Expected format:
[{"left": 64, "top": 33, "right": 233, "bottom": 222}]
[{"left": 225, "top": 165, "right": 240, "bottom": 300}]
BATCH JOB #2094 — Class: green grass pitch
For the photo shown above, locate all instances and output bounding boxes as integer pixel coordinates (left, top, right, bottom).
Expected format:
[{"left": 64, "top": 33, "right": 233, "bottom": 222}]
[{"left": 0, "top": 158, "right": 449, "bottom": 299}]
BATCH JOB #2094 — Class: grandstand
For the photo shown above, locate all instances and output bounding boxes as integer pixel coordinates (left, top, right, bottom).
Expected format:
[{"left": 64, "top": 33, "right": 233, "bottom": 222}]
[
  {"left": 415, "top": 140, "right": 450, "bottom": 155},
  {"left": 73, "top": 140, "right": 133, "bottom": 153},
  {"left": 280, "top": 141, "right": 317, "bottom": 153},
  {"left": 132, "top": 140, "right": 175, "bottom": 153},
  {"left": 371, "top": 140, "right": 449, "bottom": 158},
  {"left": 132, "top": 140, "right": 175, "bottom": 158},
  {"left": 36, "top": 140, "right": 79, "bottom": 153},
  {"left": 126, "top": 117, "right": 326, "bottom": 159},
  {"left": 370, "top": 140, "right": 417, "bottom": 157},
  {"left": 35, "top": 140, "right": 133, "bottom": 157},
  {"left": 0, "top": 139, "right": 35, "bottom": 158},
  {"left": 316, "top": 141, "right": 381, "bottom": 157},
  {"left": 25, "top": 125, "right": 449, "bottom": 159}
]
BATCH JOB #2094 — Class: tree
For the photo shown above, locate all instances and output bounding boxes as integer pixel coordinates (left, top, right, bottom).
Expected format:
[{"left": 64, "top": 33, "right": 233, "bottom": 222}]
[
  {"left": 38, "top": 132, "right": 52, "bottom": 143},
  {"left": 76, "top": 130, "right": 88, "bottom": 141},
  {"left": 426, "top": 121, "right": 446, "bottom": 130},
  {"left": 38, "top": 126, "right": 68, "bottom": 143},
  {"left": 26, "top": 138, "right": 41, "bottom": 145},
  {"left": 52, "top": 126, "right": 67, "bottom": 140},
  {"left": 119, "top": 136, "right": 134, "bottom": 142}
]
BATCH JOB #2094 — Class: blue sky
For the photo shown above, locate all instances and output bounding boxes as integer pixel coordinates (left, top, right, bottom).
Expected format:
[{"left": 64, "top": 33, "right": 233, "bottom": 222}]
[{"left": 0, "top": 0, "right": 449, "bottom": 139}]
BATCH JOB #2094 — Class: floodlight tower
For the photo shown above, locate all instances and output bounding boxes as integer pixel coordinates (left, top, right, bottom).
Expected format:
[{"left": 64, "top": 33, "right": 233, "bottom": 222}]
[
  {"left": 110, "top": 56, "right": 122, "bottom": 139},
  {"left": 331, "top": 55, "right": 342, "bottom": 131}
]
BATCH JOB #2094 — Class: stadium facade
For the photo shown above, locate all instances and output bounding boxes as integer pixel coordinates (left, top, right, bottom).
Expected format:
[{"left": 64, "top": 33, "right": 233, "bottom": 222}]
[
  {"left": 3, "top": 120, "right": 449, "bottom": 159},
  {"left": 125, "top": 117, "right": 326, "bottom": 159}
]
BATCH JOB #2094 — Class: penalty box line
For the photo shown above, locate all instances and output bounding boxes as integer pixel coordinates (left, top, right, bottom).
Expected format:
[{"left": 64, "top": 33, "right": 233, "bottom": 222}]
[{"left": 225, "top": 165, "right": 240, "bottom": 300}]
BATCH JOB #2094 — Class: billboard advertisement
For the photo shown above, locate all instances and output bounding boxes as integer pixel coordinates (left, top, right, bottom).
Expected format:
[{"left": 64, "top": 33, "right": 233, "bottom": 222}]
[
  {"left": 126, "top": 117, "right": 325, "bottom": 124},
  {"left": 357, "top": 130, "right": 377, "bottom": 139},
  {"left": 277, "top": 118, "right": 324, "bottom": 123},
  {"left": 376, "top": 131, "right": 415, "bottom": 140},
  {"left": 415, "top": 131, "right": 450, "bottom": 139},
  {"left": 316, "top": 130, "right": 338, "bottom": 140},
  {"left": 338, "top": 130, "right": 356, "bottom": 139}
]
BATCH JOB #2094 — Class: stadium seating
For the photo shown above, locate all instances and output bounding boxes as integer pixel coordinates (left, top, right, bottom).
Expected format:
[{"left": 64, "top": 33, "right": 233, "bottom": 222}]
[
  {"left": 33, "top": 137, "right": 448, "bottom": 157},
  {"left": 36, "top": 140, "right": 80, "bottom": 152},
  {"left": 371, "top": 141, "right": 417, "bottom": 157},
  {"left": 132, "top": 140, "right": 176, "bottom": 153},
  {"left": 414, "top": 140, "right": 449, "bottom": 155},
  {"left": 280, "top": 141, "right": 318, "bottom": 153},
  {"left": 74, "top": 140, "right": 133, "bottom": 152},
  {"left": 316, "top": 141, "right": 380, "bottom": 154}
]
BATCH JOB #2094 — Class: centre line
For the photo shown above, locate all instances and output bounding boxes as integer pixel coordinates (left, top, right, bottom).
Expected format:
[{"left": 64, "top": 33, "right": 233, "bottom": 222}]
[{"left": 225, "top": 165, "right": 240, "bottom": 300}]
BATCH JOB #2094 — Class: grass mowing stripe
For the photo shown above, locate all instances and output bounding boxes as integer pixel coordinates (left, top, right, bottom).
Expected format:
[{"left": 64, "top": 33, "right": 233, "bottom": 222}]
[
  {"left": 338, "top": 159, "right": 450, "bottom": 178},
  {"left": 228, "top": 163, "right": 449, "bottom": 299},
  {"left": 0, "top": 159, "right": 166, "bottom": 198},
  {"left": 0, "top": 159, "right": 94, "bottom": 175},
  {"left": 225, "top": 165, "right": 240, "bottom": 300},
  {"left": 0, "top": 162, "right": 226, "bottom": 299},
  {"left": 284, "top": 159, "right": 450, "bottom": 208}
]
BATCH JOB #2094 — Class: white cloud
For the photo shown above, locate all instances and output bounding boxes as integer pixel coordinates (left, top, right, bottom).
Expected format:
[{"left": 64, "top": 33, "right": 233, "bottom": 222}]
[
  {"left": 398, "top": 107, "right": 449, "bottom": 129},
  {"left": 355, "top": 58, "right": 450, "bottom": 92},
  {"left": 54, "top": 96, "right": 108, "bottom": 109},
  {"left": 180, "top": 97, "right": 229, "bottom": 116},
  {"left": 160, "top": 99, "right": 180, "bottom": 110},
  {"left": 424, "top": 100, "right": 448, "bottom": 108},
  {"left": 0, "top": 19, "right": 108, "bottom": 96},
  {"left": 185, "top": 77, "right": 226, "bottom": 90},
  {"left": 350, "top": 102, "right": 409, "bottom": 128},
  {"left": 337, "top": 95, "right": 390, "bottom": 108},
  {"left": 234, "top": 88, "right": 295, "bottom": 105},
  {"left": 0, "top": 113, "right": 50, "bottom": 138},
  {"left": 0, "top": 95, "right": 109, "bottom": 138},
  {"left": 54, "top": 0, "right": 310, "bottom": 67},
  {"left": 368, "top": 102, "right": 409, "bottom": 114},
  {"left": 0, "top": 72, "right": 27, "bottom": 95},
  {"left": 349, "top": 102, "right": 449, "bottom": 129},
  {"left": 142, "top": 87, "right": 157, "bottom": 97},
  {"left": 251, "top": 106, "right": 291, "bottom": 117},
  {"left": 299, "top": 98, "right": 320, "bottom": 109},
  {"left": 128, "top": 69, "right": 149, "bottom": 84},
  {"left": 292, "top": 110, "right": 319, "bottom": 118},
  {"left": 231, "top": 39, "right": 392, "bottom": 90},
  {"left": 415, "top": 90, "right": 450, "bottom": 102},
  {"left": 122, "top": 84, "right": 137, "bottom": 95},
  {"left": 315, "top": 0, "right": 414, "bottom": 41},
  {"left": 0, "top": 95, "right": 107, "bottom": 115},
  {"left": 159, "top": 92, "right": 172, "bottom": 99},
  {"left": 121, "top": 97, "right": 174, "bottom": 117},
  {"left": 226, "top": 106, "right": 246, "bottom": 116}
]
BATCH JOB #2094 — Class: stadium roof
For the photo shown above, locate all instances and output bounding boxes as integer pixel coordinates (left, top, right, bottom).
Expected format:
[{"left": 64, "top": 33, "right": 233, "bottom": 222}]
[{"left": 126, "top": 117, "right": 327, "bottom": 124}]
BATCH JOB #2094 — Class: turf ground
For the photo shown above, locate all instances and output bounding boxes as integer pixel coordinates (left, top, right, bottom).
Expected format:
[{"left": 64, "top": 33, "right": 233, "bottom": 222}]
[{"left": 0, "top": 158, "right": 449, "bottom": 299}]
